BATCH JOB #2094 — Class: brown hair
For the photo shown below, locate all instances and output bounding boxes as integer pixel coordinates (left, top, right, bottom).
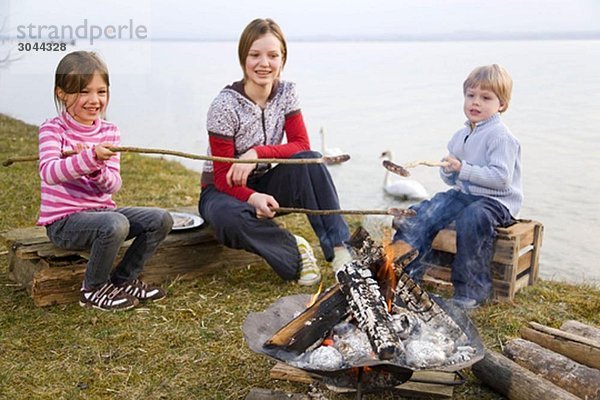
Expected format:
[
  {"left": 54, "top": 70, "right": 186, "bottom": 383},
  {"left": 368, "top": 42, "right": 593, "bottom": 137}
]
[
  {"left": 463, "top": 64, "right": 513, "bottom": 112},
  {"left": 53, "top": 51, "right": 110, "bottom": 114},
  {"left": 238, "top": 18, "right": 287, "bottom": 79}
]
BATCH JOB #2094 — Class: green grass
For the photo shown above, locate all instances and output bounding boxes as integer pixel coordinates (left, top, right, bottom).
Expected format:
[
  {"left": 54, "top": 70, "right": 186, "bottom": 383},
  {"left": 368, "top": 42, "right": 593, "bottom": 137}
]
[{"left": 1, "top": 114, "right": 599, "bottom": 399}]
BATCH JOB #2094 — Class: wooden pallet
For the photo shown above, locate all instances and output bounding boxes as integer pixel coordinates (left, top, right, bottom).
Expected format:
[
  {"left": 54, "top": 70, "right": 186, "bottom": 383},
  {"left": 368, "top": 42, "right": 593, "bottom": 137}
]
[
  {"left": 1, "top": 221, "right": 262, "bottom": 307},
  {"left": 422, "top": 219, "right": 544, "bottom": 301},
  {"left": 270, "top": 362, "right": 456, "bottom": 399}
]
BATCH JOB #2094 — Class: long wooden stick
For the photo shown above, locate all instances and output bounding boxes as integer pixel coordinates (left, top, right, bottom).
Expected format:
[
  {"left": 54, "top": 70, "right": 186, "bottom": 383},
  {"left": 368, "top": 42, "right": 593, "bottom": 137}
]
[
  {"left": 382, "top": 159, "right": 449, "bottom": 177},
  {"left": 2, "top": 146, "right": 350, "bottom": 167},
  {"left": 274, "top": 207, "right": 416, "bottom": 217},
  {"left": 403, "top": 160, "right": 449, "bottom": 169}
]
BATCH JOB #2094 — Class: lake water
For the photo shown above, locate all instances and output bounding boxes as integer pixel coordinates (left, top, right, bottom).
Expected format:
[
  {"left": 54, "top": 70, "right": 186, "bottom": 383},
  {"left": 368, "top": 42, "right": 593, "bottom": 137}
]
[{"left": 1, "top": 39, "right": 599, "bottom": 285}]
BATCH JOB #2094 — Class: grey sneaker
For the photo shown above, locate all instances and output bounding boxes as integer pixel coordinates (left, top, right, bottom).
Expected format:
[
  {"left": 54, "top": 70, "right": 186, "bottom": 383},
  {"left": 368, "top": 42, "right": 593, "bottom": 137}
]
[
  {"left": 119, "top": 279, "right": 166, "bottom": 302},
  {"left": 294, "top": 235, "right": 321, "bottom": 286},
  {"left": 450, "top": 296, "right": 480, "bottom": 310},
  {"left": 80, "top": 282, "right": 139, "bottom": 311}
]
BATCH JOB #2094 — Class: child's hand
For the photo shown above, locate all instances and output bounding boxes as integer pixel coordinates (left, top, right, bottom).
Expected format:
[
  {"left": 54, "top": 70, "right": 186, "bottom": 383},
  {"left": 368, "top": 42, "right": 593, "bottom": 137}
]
[
  {"left": 226, "top": 149, "right": 257, "bottom": 187},
  {"left": 442, "top": 154, "right": 462, "bottom": 173},
  {"left": 95, "top": 143, "right": 116, "bottom": 161},
  {"left": 74, "top": 143, "right": 88, "bottom": 153},
  {"left": 247, "top": 192, "right": 278, "bottom": 219}
]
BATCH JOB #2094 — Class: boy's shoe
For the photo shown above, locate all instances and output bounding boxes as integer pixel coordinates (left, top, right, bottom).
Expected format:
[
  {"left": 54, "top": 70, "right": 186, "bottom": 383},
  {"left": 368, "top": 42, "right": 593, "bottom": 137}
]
[
  {"left": 450, "top": 296, "right": 480, "bottom": 310},
  {"left": 80, "top": 282, "right": 139, "bottom": 311},
  {"left": 331, "top": 246, "right": 352, "bottom": 272},
  {"left": 294, "top": 235, "right": 321, "bottom": 286},
  {"left": 119, "top": 279, "right": 166, "bottom": 302}
]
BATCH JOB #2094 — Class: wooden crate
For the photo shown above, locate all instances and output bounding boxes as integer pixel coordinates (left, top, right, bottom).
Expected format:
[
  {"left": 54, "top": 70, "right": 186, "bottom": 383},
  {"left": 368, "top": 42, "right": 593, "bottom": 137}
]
[
  {"left": 422, "top": 220, "right": 544, "bottom": 301},
  {"left": 1, "top": 223, "right": 263, "bottom": 307}
]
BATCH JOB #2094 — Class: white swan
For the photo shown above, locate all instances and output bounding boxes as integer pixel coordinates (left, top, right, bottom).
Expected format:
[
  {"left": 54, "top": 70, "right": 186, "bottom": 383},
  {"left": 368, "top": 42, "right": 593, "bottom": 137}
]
[
  {"left": 380, "top": 150, "right": 428, "bottom": 200},
  {"left": 319, "top": 127, "right": 345, "bottom": 159}
]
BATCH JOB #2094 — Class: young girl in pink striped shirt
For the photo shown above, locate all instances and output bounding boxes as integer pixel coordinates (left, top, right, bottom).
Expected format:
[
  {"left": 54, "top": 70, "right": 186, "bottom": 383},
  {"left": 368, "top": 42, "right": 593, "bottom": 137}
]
[{"left": 38, "top": 51, "right": 173, "bottom": 311}]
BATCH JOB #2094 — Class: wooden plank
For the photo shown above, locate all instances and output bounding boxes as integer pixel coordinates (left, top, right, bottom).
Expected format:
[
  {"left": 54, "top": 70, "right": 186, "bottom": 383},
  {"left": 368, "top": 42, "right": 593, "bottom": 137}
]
[
  {"left": 0, "top": 226, "right": 47, "bottom": 244},
  {"left": 471, "top": 350, "right": 580, "bottom": 400},
  {"left": 423, "top": 262, "right": 519, "bottom": 301},
  {"left": 517, "top": 251, "right": 533, "bottom": 275},
  {"left": 496, "top": 220, "right": 538, "bottom": 244},
  {"left": 270, "top": 363, "right": 320, "bottom": 384},
  {"left": 520, "top": 325, "right": 600, "bottom": 369},
  {"left": 431, "top": 229, "right": 457, "bottom": 253},
  {"left": 7, "top": 253, "right": 45, "bottom": 292},
  {"left": 245, "top": 388, "right": 308, "bottom": 400},
  {"left": 432, "top": 230, "right": 518, "bottom": 265},
  {"left": 529, "top": 223, "right": 543, "bottom": 284},
  {"left": 270, "top": 363, "right": 454, "bottom": 399}
]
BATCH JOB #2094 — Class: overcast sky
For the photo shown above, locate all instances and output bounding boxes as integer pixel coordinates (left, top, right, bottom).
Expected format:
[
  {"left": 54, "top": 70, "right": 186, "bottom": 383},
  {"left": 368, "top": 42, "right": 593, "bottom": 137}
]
[{"left": 3, "top": 0, "right": 600, "bottom": 40}]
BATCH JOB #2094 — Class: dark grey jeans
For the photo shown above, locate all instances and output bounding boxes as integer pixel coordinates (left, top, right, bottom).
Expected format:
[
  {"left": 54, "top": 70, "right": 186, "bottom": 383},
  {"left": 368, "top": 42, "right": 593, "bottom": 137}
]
[
  {"left": 46, "top": 207, "right": 173, "bottom": 289},
  {"left": 199, "top": 151, "right": 350, "bottom": 281}
]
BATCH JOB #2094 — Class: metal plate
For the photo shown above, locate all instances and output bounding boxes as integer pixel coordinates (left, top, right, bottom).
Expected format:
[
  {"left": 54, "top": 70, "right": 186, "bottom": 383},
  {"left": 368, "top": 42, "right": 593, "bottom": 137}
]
[{"left": 169, "top": 212, "right": 204, "bottom": 231}]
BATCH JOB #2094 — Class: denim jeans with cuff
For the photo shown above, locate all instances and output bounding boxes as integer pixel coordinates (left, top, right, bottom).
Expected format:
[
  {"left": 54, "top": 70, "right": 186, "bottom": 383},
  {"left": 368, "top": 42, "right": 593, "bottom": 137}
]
[{"left": 393, "top": 189, "right": 513, "bottom": 302}]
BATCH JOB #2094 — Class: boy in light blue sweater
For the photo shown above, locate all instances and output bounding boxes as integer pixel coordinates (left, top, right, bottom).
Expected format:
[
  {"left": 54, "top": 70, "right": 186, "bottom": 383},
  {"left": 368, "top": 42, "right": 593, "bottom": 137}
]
[{"left": 393, "top": 64, "right": 522, "bottom": 309}]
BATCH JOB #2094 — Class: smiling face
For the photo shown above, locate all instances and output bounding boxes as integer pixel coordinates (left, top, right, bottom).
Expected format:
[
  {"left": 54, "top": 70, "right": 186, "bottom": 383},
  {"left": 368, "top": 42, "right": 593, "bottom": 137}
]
[
  {"left": 463, "top": 85, "right": 504, "bottom": 126},
  {"left": 243, "top": 33, "right": 284, "bottom": 90},
  {"left": 57, "top": 72, "right": 108, "bottom": 125}
]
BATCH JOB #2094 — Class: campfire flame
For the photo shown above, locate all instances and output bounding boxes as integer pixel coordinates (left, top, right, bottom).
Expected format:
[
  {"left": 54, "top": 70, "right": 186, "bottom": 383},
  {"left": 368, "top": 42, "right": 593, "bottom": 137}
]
[
  {"left": 378, "top": 240, "right": 398, "bottom": 311},
  {"left": 306, "top": 281, "right": 323, "bottom": 308}
]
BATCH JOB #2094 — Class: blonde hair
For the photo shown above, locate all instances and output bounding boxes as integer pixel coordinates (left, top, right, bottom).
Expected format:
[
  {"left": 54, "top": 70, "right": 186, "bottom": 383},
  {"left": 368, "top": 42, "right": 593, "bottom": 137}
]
[
  {"left": 53, "top": 51, "right": 110, "bottom": 114},
  {"left": 463, "top": 64, "right": 513, "bottom": 112},
  {"left": 238, "top": 18, "right": 287, "bottom": 80}
]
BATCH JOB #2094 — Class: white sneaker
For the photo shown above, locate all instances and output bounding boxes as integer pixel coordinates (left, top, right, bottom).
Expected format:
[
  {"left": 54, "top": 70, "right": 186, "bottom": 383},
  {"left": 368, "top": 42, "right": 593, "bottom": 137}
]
[
  {"left": 331, "top": 246, "right": 352, "bottom": 272},
  {"left": 294, "top": 235, "right": 321, "bottom": 286}
]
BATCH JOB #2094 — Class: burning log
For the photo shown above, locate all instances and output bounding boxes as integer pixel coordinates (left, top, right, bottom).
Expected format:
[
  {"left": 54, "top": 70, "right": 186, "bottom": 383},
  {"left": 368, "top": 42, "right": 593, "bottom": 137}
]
[
  {"left": 336, "top": 261, "right": 401, "bottom": 360},
  {"left": 264, "top": 286, "right": 349, "bottom": 354},
  {"left": 504, "top": 338, "right": 600, "bottom": 400}
]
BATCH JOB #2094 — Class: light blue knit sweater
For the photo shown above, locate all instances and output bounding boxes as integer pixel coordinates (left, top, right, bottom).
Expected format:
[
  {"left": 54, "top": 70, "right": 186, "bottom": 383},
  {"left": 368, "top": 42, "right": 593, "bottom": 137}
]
[{"left": 440, "top": 113, "right": 522, "bottom": 217}]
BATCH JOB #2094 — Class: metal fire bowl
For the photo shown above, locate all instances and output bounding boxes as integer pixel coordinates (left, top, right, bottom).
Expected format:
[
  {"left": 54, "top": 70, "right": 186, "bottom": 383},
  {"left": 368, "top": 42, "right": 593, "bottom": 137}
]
[{"left": 242, "top": 293, "right": 485, "bottom": 376}]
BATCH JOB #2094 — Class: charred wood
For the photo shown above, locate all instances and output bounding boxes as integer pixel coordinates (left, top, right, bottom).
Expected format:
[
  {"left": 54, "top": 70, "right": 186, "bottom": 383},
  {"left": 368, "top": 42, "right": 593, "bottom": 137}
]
[
  {"left": 264, "top": 286, "right": 349, "bottom": 354},
  {"left": 336, "top": 261, "right": 401, "bottom": 360}
]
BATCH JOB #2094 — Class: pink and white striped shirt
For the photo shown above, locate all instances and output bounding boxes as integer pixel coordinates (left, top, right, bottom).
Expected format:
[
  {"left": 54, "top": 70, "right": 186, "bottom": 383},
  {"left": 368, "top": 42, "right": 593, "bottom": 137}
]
[{"left": 37, "top": 111, "right": 121, "bottom": 226}]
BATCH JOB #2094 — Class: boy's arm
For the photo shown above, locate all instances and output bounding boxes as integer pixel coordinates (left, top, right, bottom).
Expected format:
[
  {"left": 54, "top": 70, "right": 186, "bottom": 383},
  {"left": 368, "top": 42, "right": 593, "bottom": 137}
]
[{"left": 458, "top": 136, "right": 519, "bottom": 190}]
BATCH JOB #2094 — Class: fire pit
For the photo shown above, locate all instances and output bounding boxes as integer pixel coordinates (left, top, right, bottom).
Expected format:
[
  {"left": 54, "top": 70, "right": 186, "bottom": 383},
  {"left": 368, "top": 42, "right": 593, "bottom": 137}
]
[{"left": 243, "top": 228, "right": 485, "bottom": 395}]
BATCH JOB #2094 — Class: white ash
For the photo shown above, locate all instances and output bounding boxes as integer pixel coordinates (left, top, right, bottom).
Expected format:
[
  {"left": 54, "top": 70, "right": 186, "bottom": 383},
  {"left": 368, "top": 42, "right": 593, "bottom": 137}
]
[
  {"left": 332, "top": 324, "right": 376, "bottom": 364},
  {"left": 403, "top": 323, "right": 454, "bottom": 368},
  {"left": 295, "top": 308, "right": 475, "bottom": 371},
  {"left": 392, "top": 312, "right": 420, "bottom": 339},
  {"left": 447, "top": 345, "right": 477, "bottom": 365}
]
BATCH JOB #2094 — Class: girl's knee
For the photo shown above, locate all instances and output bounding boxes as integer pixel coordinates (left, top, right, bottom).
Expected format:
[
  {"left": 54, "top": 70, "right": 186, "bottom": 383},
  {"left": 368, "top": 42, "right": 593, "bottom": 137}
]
[{"left": 101, "top": 214, "right": 129, "bottom": 240}]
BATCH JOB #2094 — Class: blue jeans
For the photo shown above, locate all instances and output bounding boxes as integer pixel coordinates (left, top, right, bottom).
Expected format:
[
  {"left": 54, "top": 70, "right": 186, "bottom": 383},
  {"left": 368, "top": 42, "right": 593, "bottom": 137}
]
[
  {"left": 199, "top": 151, "right": 350, "bottom": 281},
  {"left": 46, "top": 207, "right": 173, "bottom": 289},
  {"left": 393, "top": 190, "right": 513, "bottom": 302}
]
